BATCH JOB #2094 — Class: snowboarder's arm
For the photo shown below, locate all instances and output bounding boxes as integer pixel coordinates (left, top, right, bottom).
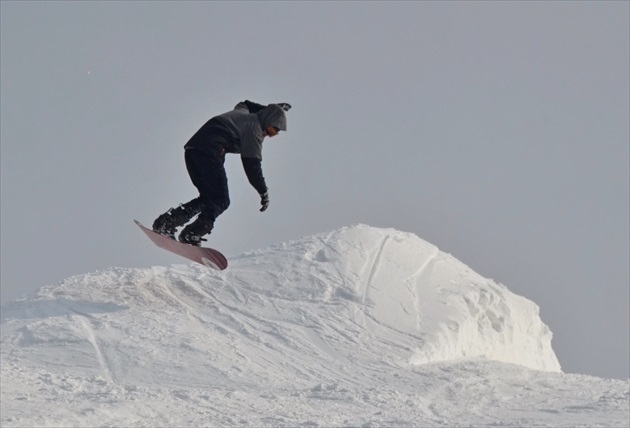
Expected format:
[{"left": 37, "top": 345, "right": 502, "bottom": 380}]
[{"left": 241, "top": 157, "right": 268, "bottom": 196}]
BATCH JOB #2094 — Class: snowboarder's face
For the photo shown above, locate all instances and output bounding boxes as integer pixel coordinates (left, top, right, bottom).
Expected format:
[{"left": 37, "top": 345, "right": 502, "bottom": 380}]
[{"left": 264, "top": 126, "right": 279, "bottom": 138}]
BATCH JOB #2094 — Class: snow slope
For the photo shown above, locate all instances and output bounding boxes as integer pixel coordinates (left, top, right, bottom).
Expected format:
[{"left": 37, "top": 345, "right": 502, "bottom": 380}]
[{"left": 1, "top": 224, "right": 628, "bottom": 427}]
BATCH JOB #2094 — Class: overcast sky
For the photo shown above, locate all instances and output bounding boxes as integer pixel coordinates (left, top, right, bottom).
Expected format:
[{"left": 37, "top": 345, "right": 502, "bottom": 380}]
[{"left": 1, "top": 2, "right": 628, "bottom": 379}]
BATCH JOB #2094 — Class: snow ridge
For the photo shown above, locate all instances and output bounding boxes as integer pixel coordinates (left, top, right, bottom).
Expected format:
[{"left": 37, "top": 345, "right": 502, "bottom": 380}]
[
  {"left": 2, "top": 224, "right": 627, "bottom": 427},
  {"left": 229, "top": 224, "right": 560, "bottom": 371}
]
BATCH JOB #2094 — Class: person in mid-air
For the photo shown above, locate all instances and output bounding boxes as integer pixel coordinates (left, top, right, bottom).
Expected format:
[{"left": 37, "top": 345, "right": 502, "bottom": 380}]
[{"left": 152, "top": 100, "right": 290, "bottom": 246}]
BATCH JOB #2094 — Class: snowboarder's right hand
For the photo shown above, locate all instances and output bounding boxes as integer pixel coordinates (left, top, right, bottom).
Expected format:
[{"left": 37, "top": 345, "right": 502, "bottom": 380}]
[{"left": 260, "top": 192, "right": 270, "bottom": 212}]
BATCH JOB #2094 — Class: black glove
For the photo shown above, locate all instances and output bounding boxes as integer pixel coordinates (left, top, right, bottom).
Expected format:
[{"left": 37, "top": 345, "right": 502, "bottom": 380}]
[
  {"left": 260, "top": 192, "right": 270, "bottom": 212},
  {"left": 277, "top": 103, "right": 291, "bottom": 112}
]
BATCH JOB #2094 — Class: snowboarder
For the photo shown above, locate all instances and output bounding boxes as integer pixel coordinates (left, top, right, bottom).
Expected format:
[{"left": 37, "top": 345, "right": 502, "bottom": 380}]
[{"left": 152, "top": 100, "right": 289, "bottom": 246}]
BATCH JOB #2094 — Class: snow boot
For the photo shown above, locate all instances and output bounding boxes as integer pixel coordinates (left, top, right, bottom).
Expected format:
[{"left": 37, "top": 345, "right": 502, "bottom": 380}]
[
  {"left": 178, "top": 215, "right": 213, "bottom": 246},
  {"left": 152, "top": 203, "right": 199, "bottom": 239}
]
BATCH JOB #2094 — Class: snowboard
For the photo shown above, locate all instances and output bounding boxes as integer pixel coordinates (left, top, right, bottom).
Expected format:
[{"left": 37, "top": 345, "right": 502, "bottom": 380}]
[{"left": 134, "top": 220, "right": 228, "bottom": 270}]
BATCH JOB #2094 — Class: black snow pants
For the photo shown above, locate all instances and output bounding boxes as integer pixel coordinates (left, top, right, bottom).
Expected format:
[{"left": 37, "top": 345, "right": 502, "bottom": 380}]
[{"left": 183, "top": 147, "right": 230, "bottom": 224}]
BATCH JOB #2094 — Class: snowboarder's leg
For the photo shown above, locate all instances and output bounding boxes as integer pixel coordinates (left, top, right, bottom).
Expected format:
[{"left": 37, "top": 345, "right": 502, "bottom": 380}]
[{"left": 178, "top": 148, "right": 230, "bottom": 245}]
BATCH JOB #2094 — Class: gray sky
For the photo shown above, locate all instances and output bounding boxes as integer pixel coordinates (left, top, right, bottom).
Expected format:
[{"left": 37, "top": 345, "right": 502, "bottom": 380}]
[{"left": 1, "top": 2, "right": 628, "bottom": 379}]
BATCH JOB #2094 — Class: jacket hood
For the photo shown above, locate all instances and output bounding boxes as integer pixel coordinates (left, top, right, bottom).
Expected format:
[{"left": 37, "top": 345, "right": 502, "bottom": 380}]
[{"left": 257, "top": 104, "right": 287, "bottom": 131}]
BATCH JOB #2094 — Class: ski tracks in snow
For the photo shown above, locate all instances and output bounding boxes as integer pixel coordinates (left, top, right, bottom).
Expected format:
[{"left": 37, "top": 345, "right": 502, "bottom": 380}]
[
  {"left": 358, "top": 233, "right": 440, "bottom": 345},
  {"left": 71, "top": 309, "right": 116, "bottom": 384},
  {"left": 405, "top": 247, "right": 440, "bottom": 334},
  {"left": 363, "top": 235, "right": 390, "bottom": 307},
  {"left": 350, "top": 235, "right": 390, "bottom": 340}
]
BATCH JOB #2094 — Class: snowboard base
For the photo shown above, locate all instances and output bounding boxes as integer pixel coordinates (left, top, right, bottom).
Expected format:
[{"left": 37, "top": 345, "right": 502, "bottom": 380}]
[{"left": 134, "top": 220, "right": 228, "bottom": 270}]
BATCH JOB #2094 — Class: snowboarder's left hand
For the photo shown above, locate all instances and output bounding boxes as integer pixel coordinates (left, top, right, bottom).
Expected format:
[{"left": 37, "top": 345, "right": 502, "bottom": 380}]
[{"left": 260, "top": 192, "right": 270, "bottom": 212}]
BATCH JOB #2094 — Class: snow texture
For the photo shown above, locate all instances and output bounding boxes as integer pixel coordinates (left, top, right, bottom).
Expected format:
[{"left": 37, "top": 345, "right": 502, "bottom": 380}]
[{"left": 1, "top": 224, "right": 628, "bottom": 427}]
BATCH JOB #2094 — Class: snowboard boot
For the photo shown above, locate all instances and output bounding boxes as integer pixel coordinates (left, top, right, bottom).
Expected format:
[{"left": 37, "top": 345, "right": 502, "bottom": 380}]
[
  {"left": 178, "top": 215, "right": 214, "bottom": 246},
  {"left": 152, "top": 203, "right": 199, "bottom": 239}
]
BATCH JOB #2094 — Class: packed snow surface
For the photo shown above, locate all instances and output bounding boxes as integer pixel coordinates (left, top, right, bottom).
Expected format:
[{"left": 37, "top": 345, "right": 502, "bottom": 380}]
[{"left": 1, "top": 225, "right": 628, "bottom": 427}]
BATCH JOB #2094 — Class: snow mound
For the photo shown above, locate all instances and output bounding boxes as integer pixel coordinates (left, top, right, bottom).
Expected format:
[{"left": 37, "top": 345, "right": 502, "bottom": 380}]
[
  {"left": 4, "top": 225, "right": 627, "bottom": 427},
  {"left": 229, "top": 224, "right": 561, "bottom": 372},
  {"left": 3, "top": 224, "right": 560, "bottom": 373}
]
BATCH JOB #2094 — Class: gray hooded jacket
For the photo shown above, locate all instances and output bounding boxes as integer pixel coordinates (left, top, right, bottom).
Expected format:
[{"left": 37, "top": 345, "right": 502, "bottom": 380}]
[
  {"left": 218, "top": 103, "right": 286, "bottom": 159},
  {"left": 184, "top": 101, "right": 287, "bottom": 195}
]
